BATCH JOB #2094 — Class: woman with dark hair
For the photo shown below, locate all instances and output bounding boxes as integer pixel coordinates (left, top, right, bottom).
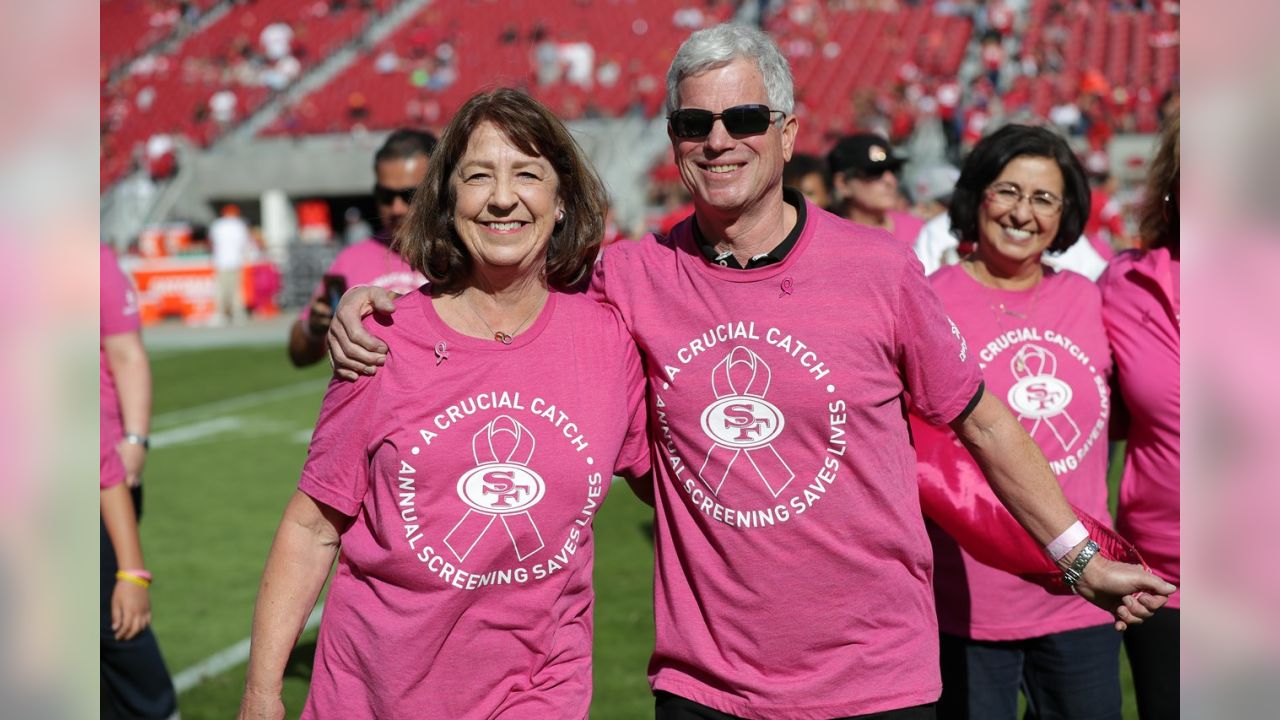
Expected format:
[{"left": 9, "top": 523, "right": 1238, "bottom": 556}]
[
  {"left": 1096, "top": 111, "right": 1179, "bottom": 720},
  {"left": 237, "top": 88, "right": 649, "bottom": 720},
  {"left": 909, "top": 124, "right": 1124, "bottom": 719}
]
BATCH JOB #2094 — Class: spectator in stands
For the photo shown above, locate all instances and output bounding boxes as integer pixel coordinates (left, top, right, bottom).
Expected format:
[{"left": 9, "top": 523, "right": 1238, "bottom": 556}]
[
  {"left": 1097, "top": 110, "right": 1180, "bottom": 720},
  {"left": 288, "top": 128, "right": 437, "bottom": 367},
  {"left": 1083, "top": 150, "right": 1128, "bottom": 255},
  {"left": 915, "top": 124, "right": 1124, "bottom": 720},
  {"left": 209, "top": 204, "right": 252, "bottom": 326},
  {"left": 329, "top": 24, "right": 1174, "bottom": 720},
  {"left": 828, "top": 132, "right": 925, "bottom": 244},
  {"left": 209, "top": 88, "right": 238, "bottom": 127},
  {"left": 241, "top": 88, "right": 648, "bottom": 720},
  {"left": 101, "top": 243, "right": 177, "bottom": 720},
  {"left": 782, "top": 152, "right": 832, "bottom": 210},
  {"left": 259, "top": 21, "right": 294, "bottom": 63}
]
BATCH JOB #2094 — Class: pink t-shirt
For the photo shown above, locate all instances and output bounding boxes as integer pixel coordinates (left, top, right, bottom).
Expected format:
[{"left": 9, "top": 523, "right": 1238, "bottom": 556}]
[
  {"left": 101, "top": 244, "right": 140, "bottom": 447},
  {"left": 299, "top": 238, "right": 427, "bottom": 322},
  {"left": 911, "top": 265, "right": 1116, "bottom": 640},
  {"left": 1098, "top": 248, "right": 1180, "bottom": 608},
  {"left": 298, "top": 288, "right": 649, "bottom": 720},
  {"left": 591, "top": 201, "right": 983, "bottom": 719}
]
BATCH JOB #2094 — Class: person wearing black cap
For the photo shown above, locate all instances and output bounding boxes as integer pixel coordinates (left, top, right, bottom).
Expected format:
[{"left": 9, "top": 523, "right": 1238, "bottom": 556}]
[{"left": 828, "top": 132, "right": 925, "bottom": 246}]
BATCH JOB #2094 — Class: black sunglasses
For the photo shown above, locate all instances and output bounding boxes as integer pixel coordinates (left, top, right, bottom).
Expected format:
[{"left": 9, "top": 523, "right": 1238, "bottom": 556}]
[
  {"left": 374, "top": 184, "right": 416, "bottom": 206},
  {"left": 667, "top": 104, "right": 785, "bottom": 139}
]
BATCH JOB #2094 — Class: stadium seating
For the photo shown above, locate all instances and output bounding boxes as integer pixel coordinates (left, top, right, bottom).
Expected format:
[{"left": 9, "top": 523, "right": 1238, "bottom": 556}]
[
  {"left": 261, "top": 0, "right": 737, "bottom": 137},
  {"left": 101, "top": 0, "right": 220, "bottom": 77},
  {"left": 101, "top": 0, "right": 387, "bottom": 188}
]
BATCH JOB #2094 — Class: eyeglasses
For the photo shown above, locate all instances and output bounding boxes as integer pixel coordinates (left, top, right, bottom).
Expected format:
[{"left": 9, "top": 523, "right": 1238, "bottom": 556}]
[
  {"left": 374, "top": 184, "right": 416, "bottom": 206},
  {"left": 667, "top": 104, "right": 785, "bottom": 139},
  {"left": 985, "top": 182, "right": 1064, "bottom": 216}
]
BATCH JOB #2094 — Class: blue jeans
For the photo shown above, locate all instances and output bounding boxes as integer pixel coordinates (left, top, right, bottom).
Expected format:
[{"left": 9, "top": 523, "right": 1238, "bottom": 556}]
[{"left": 938, "top": 625, "right": 1121, "bottom": 720}]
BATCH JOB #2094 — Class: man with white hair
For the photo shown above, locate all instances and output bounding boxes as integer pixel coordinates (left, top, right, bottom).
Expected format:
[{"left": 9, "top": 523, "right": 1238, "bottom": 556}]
[{"left": 328, "top": 23, "right": 1174, "bottom": 720}]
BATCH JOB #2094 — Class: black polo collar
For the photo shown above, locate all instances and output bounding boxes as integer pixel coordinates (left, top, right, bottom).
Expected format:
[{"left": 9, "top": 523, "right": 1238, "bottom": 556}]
[{"left": 694, "top": 187, "right": 807, "bottom": 270}]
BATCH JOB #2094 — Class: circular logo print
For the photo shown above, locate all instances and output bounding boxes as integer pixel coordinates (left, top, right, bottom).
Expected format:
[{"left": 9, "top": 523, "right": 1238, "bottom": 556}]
[
  {"left": 457, "top": 463, "right": 546, "bottom": 514},
  {"left": 700, "top": 395, "right": 786, "bottom": 449},
  {"left": 1007, "top": 376, "right": 1073, "bottom": 420}
]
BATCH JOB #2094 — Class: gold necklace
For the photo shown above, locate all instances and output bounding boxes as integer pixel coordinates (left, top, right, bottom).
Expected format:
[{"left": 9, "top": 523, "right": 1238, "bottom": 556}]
[
  {"left": 462, "top": 291, "right": 544, "bottom": 344},
  {"left": 965, "top": 257, "right": 1044, "bottom": 324}
]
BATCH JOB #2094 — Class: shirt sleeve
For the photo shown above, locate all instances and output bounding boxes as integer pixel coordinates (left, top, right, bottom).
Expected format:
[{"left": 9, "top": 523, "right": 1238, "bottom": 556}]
[
  {"left": 895, "top": 255, "right": 984, "bottom": 425},
  {"left": 609, "top": 309, "right": 651, "bottom": 479},
  {"left": 298, "top": 370, "right": 383, "bottom": 516},
  {"left": 100, "top": 246, "right": 141, "bottom": 338}
]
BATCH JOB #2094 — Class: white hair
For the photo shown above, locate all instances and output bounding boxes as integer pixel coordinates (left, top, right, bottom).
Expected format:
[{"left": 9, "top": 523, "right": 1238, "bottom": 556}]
[{"left": 665, "top": 23, "right": 795, "bottom": 116}]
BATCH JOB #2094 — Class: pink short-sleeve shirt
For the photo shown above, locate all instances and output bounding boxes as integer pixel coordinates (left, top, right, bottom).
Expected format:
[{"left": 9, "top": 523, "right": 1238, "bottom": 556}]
[
  {"left": 297, "top": 289, "right": 649, "bottom": 719},
  {"left": 912, "top": 265, "right": 1116, "bottom": 639},
  {"left": 299, "top": 238, "right": 426, "bottom": 322},
  {"left": 101, "top": 244, "right": 141, "bottom": 446},
  {"left": 591, "top": 199, "right": 982, "bottom": 719}
]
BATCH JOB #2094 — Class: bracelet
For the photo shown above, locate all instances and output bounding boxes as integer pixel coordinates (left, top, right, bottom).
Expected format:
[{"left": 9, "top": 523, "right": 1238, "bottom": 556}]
[
  {"left": 123, "top": 433, "right": 150, "bottom": 450},
  {"left": 1061, "top": 540, "right": 1100, "bottom": 594},
  {"left": 121, "top": 568, "right": 153, "bottom": 582},
  {"left": 116, "top": 570, "right": 152, "bottom": 589},
  {"left": 1046, "top": 520, "right": 1088, "bottom": 562}
]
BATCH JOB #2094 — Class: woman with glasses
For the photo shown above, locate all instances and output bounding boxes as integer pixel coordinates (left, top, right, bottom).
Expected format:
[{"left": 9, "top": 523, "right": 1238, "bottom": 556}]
[
  {"left": 1097, "top": 111, "right": 1180, "bottom": 720},
  {"left": 909, "top": 124, "right": 1123, "bottom": 720}
]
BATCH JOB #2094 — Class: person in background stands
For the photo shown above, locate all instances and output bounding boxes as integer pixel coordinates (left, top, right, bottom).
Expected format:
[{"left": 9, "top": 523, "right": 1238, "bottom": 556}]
[
  {"left": 287, "top": 129, "right": 436, "bottom": 367},
  {"left": 782, "top": 152, "right": 832, "bottom": 210},
  {"left": 828, "top": 132, "right": 924, "bottom": 244}
]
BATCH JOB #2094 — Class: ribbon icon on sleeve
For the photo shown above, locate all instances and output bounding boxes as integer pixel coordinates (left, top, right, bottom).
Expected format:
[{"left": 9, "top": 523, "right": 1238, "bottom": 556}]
[
  {"left": 698, "top": 346, "right": 793, "bottom": 498},
  {"left": 444, "top": 415, "right": 547, "bottom": 562},
  {"left": 1006, "top": 344, "right": 1081, "bottom": 452}
]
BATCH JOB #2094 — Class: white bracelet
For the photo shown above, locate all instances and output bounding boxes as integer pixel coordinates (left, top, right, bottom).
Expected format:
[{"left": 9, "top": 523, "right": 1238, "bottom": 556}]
[{"left": 1046, "top": 520, "right": 1088, "bottom": 562}]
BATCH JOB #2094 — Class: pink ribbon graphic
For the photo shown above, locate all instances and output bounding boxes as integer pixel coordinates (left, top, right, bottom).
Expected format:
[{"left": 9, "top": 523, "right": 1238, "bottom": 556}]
[
  {"left": 1009, "top": 344, "right": 1081, "bottom": 452},
  {"left": 444, "top": 415, "right": 545, "bottom": 562},
  {"left": 699, "top": 346, "right": 794, "bottom": 498}
]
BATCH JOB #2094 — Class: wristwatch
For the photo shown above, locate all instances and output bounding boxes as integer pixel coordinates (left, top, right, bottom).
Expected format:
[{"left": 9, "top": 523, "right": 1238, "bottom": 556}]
[
  {"left": 1061, "top": 539, "right": 1100, "bottom": 593},
  {"left": 123, "top": 433, "right": 150, "bottom": 450}
]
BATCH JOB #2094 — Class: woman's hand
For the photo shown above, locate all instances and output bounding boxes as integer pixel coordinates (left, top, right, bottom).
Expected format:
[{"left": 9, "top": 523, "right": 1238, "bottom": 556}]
[
  {"left": 111, "top": 580, "right": 151, "bottom": 641},
  {"left": 238, "top": 687, "right": 286, "bottom": 720},
  {"left": 1072, "top": 555, "right": 1176, "bottom": 631},
  {"left": 327, "top": 286, "right": 400, "bottom": 380}
]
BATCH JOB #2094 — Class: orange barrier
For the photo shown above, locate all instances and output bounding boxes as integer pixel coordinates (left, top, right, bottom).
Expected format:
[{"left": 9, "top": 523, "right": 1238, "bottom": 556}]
[{"left": 125, "top": 258, "right": 281, "bottom": 325}]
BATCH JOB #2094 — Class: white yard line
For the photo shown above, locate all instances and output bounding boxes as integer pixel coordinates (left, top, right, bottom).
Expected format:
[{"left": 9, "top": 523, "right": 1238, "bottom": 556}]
[
  {"left": 150, "top": 416, "right": 244, "bottom": 449},
  {"left": 173, "top": 603, "right": 325, "bottom": 694},
  {"left": 153, "top": 380, "right": 325, "bottom": 429}
]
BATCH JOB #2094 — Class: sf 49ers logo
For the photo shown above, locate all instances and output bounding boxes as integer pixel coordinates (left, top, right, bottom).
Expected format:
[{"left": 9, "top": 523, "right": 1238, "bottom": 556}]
[
  {"left": 1008, "top": 376, "right": 1073, "bottom": 420},
  {"left": 456, "top": 464, "right": 546, "bottom": 514},
  {"left": 700, "top": 396, "right": 786, "bottom": 449}
]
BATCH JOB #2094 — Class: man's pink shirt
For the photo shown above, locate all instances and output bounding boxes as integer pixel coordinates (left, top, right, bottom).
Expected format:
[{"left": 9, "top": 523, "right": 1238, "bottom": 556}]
[
  {"left": 299, "top": 238, "right": 426, "bottom": 322},
  {"left": 1098, "top": 248, "right": 1180, "bottom": 608},
  {"left": 297, "top": 289, "right": 649, "bottom": 719},
  {"left": 591, "top": 202, "right": 982, "bottom": 719},
  {"left": 912, "top": 265, "right": 1116, "bottom": 639}
]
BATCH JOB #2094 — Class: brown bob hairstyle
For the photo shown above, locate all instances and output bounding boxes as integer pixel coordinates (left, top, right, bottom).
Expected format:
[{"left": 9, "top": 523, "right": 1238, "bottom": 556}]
[
  {"left": 393, "top": 88, "right": 609, "bottom": 293},
  {"left": 1137, "top": 110, "right": 1178, "bottom": 254}
]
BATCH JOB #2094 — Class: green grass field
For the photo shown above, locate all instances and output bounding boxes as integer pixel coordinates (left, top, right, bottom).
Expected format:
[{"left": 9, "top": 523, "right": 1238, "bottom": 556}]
[{"left": 140, "top": 342, "right": 1136, "bottom": 718}]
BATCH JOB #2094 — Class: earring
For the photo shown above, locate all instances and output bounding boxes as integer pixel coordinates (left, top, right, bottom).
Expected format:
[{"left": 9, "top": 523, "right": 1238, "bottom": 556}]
[{"left": 555, "top": 209, "right": 565, "bottom": 223}]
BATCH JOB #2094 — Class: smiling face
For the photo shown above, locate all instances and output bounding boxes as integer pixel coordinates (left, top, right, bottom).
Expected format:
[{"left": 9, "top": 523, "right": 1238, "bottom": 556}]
[
  {"left": 451, "top": 121, "right": 562, "bottom": 278},
  {"left": 670, "top": 58, "right": 797, "bottom": 220},
  {"left": 976, "top": 155, "right": 1064, "bottom": 275}
]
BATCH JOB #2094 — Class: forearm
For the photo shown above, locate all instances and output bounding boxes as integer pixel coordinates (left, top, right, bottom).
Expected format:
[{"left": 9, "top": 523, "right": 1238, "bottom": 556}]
[
  {"left": 287, "top": 319, "right": 326, "bottom": 367},
  {"left": 951, "top": 392, "right": 1079, "bottom": 548},
  {"left": 105, "top": 334, "right": 152, "bottom": 435},
  {"left": 101, "top": 484, "right": 144, "bottom": 569},
  {"left": 245, "top": 492, "right": 341, "bottom": 694}
]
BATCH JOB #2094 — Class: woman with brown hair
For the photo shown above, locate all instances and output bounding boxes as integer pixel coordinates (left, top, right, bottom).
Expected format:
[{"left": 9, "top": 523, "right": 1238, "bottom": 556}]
[
  {"left": 238, "top": 89, "right": 649, "bottom": 720},
  {"left": 1097, "top": 111, "right": 1180, "bottom": 720}
]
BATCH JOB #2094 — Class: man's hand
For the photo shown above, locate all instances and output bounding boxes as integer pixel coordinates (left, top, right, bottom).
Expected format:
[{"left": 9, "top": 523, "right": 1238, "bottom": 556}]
[
  {"left": 327, "top": 286, "right": 399, "bottom": 380},
  {"left": 116, "top": 440, "right": 146, "bottom": 488},
  {"left": 1071, "top": 553, "right": 1176, "bottom": 631},
  {"left": 111, "top": 580, "right": 151, "bottom": 641}
]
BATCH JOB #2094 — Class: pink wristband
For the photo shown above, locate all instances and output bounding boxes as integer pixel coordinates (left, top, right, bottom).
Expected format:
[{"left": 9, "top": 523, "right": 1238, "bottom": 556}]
[
  {"left": 1046, "top": 521, "right": 1088, "bottom": 562},
  {"left": 121, "top": 568, "right": 153, "bottom": 582}
]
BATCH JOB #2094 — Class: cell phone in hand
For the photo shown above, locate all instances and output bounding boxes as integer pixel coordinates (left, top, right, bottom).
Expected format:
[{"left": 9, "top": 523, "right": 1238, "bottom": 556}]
[{"left": 322, "top": 274, "right": 348, "bottom": 314}]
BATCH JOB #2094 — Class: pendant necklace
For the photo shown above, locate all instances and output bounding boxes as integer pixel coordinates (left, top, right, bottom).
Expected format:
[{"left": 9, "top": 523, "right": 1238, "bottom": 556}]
[{"left": 463, "top": 291, "right": 544, "bottom": 345}]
